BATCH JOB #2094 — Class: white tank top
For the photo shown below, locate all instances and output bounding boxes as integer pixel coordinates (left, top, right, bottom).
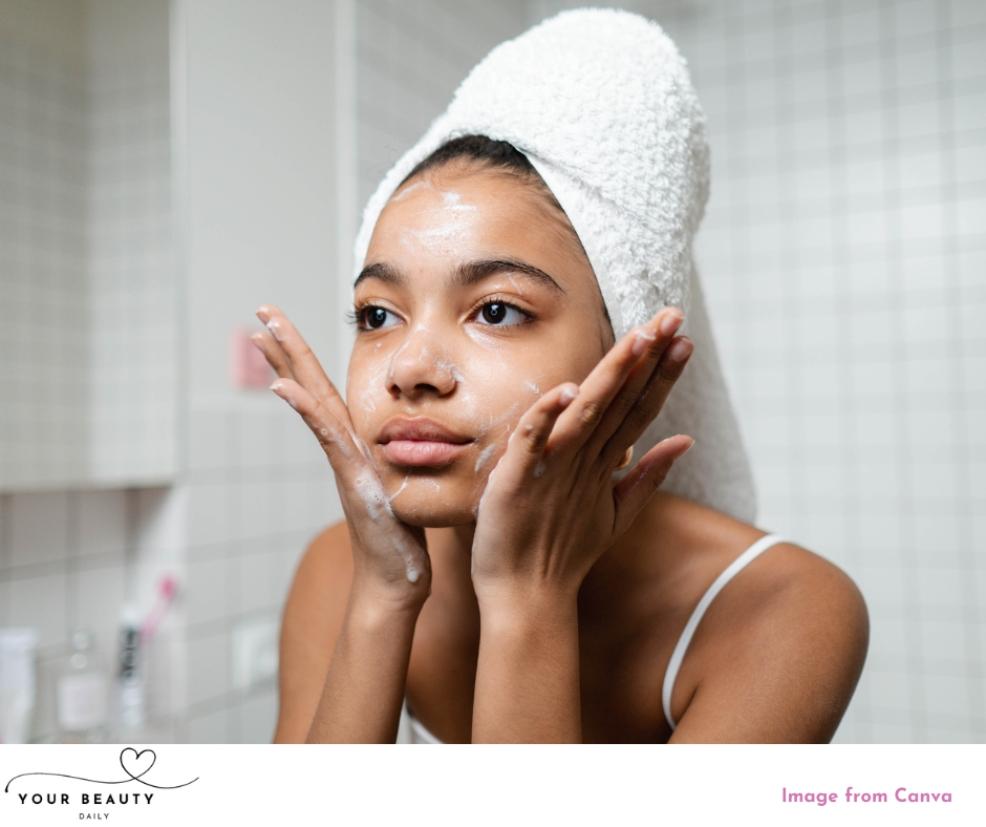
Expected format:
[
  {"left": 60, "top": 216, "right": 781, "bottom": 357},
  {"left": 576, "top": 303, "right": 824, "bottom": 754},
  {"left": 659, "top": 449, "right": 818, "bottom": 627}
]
[{"left": 400, "top": 532, "right": 790, "bottom": 743}]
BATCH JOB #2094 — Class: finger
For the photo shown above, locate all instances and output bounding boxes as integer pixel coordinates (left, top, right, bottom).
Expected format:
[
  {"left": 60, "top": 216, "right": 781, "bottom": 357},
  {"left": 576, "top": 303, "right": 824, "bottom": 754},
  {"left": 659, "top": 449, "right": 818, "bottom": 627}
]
[
  {"left": 585, "top": 307, "right": 685, "bottom": 462},
  {"left": 256, "top": 304, "right": 350, "bottom": 427},
  {"left": 549, "top": 306, "right": 684, "bottom": 457},
  {"left": 250, "top": 329, "right": 298, "bottom": 381},
  {"left": 256, "top": 304, "right": 333, "bottom": 396},
  {"left": 506, "top": 382, "right": 580, "bottom": 478},
  {"left": 611, "top": 435, "right": 694, "bottom": 538},
  {"left": 598, "top": 334, "right": 693, "bottom": 468},
  {"left": 269, "top": 376, "right": 363, "bottom": 466}
]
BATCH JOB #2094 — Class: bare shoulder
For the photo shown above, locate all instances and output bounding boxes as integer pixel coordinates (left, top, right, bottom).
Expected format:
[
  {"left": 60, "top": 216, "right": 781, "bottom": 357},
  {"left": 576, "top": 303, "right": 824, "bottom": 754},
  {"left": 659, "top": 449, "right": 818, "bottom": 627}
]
[
  {"left": 661, "top": 492, "right": 865, "bottom": 607},
  {"left": 272, "top": 519, "right": 353, "bottom": 743},
  {"left": 669, "top": 503, "right": 870, "bottom": 742}
]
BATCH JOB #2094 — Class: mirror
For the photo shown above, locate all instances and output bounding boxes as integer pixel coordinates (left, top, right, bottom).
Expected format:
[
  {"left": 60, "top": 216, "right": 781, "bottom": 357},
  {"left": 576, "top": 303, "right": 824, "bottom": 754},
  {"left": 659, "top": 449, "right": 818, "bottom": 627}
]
[{"left": 0, "top": 0, "right": 177, "bottom": 491}]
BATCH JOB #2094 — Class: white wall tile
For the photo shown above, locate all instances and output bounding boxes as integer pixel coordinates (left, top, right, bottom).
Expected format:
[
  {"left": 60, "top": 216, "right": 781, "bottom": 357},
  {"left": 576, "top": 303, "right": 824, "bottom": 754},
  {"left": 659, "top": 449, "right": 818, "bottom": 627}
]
[
  {"left": 186, "top": 481, "right": 227, "bottom": 547},
  {"left": 921, "top": 618, "right": 973, "bottom": 664},
  {"left": 7, "top": 570, "right": 67, "bottom": 648},
  {"left": 187, "top": 409, "right": 232, "bottom": 475},
  {"left": 9, "top": 492, "right": 70, "bottom": 568},
  {"left": 186, "top": 705, "right": 231, "bottom": 743},
  {"left": 185, "top": 554, "right": 232, "bottom": 627},
  {"left": 74, "top": 490, "right": 127, "bottom": 560},
  {"left": 231, "top": 689, "right": 277, "bottom": 743},
  {"left": 72, "top": 562, "right": 128, "bottom": 666},
  {"left": 234, "top": 549, "right": 278, "bottom": 616},
  {"left": 186, "top": 627, "right": 229, "bottom": 708}
]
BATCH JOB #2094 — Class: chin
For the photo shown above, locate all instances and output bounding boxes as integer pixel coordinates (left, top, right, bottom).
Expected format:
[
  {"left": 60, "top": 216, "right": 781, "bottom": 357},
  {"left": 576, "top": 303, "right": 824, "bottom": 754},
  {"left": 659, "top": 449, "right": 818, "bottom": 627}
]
[{"left": 384, "top": 484, "right": 478, "bottom": 528}]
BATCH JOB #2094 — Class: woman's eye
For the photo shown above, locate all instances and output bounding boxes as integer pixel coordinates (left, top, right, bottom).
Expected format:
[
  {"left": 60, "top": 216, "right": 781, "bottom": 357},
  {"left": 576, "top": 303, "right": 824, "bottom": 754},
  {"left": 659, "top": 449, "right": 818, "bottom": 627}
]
[
  {"left": 350, "top": 305, "right": 398, "bottom": 331},
  {"left": 474, "top": 300, "right": 531, "bottom": 327}
]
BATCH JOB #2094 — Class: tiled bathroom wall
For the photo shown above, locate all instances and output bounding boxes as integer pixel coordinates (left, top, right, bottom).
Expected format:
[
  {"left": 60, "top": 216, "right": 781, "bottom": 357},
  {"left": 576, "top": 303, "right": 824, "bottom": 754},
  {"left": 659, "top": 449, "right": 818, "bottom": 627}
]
[
  {"left": 0, "top": 0, "right": 340, "bottom": 743},
  {"left": 675, "top": 0, "right": 984, "bottom": 745},
  {"left": 85, "top": 0, "right": 177, "bottom": 484},
  {"left": 0, "top": 0, "right": 179, "bottom": 741},
  {"left": 0, "top": 1, "right": 89, "bottom": 487},
  {"left": 0, "top": 0, "right": 177, "bottom": 490}
]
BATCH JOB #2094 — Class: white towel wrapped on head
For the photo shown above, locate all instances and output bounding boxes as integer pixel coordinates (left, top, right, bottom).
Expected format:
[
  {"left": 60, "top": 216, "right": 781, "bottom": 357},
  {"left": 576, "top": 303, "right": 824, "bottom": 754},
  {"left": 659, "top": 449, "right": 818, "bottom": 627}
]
[{"left": 352, "top": 7, "right": 757, "bottom": 523}]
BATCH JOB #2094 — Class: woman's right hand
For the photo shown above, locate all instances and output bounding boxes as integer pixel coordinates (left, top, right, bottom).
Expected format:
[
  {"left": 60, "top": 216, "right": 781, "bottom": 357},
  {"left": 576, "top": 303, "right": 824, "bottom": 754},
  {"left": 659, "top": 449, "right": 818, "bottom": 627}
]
[{"left": 251, "top": 304, "right": 431, "bottom": 612}]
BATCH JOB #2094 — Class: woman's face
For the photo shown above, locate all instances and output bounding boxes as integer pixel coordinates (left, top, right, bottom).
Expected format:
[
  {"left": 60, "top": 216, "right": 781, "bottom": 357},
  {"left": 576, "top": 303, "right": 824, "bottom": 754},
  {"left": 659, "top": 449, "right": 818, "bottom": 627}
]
[{"left": 346, "top": 164, "right": 613, "bottom": 527}]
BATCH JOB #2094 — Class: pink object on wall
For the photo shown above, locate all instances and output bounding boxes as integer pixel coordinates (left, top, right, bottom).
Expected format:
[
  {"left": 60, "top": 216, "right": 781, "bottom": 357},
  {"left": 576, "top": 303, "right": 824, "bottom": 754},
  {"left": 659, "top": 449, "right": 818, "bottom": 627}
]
[{"left": 230, "top": 327, "right": 273, "bottom": 389}]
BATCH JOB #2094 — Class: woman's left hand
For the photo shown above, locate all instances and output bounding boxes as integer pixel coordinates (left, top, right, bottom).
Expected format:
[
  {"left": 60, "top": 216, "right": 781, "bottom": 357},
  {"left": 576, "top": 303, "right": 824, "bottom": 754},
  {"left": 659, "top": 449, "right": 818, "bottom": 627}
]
[{"left": 470, "top": 306, "right": 695, "bottom": 609}]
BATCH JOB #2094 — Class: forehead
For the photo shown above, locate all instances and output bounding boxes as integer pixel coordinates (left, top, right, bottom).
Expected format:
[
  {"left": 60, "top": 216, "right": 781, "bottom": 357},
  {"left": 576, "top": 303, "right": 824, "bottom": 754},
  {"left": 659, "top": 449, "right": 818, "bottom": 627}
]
[{"left": 365, "top": 169, "right": 584, "bottom": 277}]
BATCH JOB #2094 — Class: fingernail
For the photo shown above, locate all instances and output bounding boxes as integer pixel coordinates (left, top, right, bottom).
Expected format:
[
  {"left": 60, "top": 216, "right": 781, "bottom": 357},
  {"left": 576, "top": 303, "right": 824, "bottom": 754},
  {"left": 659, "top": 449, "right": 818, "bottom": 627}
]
[
  {"left": 667, "top": 337, "right": 692, "bottom": 364},
  {"left": 632, "top": 327, "right": 656, "bottom": 356},
  {"left": 266, "top": 319, "right": 284, "bottom": 342},
  {"left": 660, "top": 309, "right": 684, "bottom": 337},
  {"left": 256, "top": 305, "right": 271, "bottom": 322},
  {"left": 680, "top": 437, "right": 695, "bottom": 456},
  {"left": 560, "top": 385, "right": 578, "bottom": 404}
]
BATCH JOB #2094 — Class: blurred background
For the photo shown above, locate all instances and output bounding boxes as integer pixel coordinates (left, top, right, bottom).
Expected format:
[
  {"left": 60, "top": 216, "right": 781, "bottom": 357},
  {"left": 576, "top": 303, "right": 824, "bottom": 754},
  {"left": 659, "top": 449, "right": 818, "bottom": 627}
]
[{"left": 0, "top": 0, "right": 982, "bottom": 743}]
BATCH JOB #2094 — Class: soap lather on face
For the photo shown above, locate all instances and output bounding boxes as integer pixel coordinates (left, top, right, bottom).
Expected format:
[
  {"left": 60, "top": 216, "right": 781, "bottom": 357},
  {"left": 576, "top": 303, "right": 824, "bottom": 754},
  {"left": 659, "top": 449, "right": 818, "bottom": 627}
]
[{"left": 345, "top": 163, "right": 610, "bottom": 529}]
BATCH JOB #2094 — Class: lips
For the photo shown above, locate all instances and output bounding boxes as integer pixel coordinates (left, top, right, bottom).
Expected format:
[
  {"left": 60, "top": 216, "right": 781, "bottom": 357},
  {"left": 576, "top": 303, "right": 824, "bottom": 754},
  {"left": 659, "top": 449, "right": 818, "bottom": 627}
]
[
  {"left": 381, "top": 440, "right": 471, "bottom": 467},
  {"left": 378, "top": 416, "right": 473, "bottom": 445},
  {"left": 378, "top": 416, "right": 474, "bottom": 468}
]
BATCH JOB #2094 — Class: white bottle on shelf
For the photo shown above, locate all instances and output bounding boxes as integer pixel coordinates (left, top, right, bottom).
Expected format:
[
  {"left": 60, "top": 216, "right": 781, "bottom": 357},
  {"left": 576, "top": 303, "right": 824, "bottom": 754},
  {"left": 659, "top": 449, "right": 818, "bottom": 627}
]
[
  {"left": 56, "top": 629, "right": 110, "bottom": 744},
  {"left": 0, "top": 627, "right": 39, "bottom": 743}
]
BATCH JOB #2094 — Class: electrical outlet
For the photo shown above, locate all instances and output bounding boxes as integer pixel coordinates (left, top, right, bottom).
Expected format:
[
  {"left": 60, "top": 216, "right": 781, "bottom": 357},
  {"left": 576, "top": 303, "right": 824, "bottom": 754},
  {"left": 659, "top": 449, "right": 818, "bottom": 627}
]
[{"left": 231, "top": 616, "right": 279, "bottom": 691}]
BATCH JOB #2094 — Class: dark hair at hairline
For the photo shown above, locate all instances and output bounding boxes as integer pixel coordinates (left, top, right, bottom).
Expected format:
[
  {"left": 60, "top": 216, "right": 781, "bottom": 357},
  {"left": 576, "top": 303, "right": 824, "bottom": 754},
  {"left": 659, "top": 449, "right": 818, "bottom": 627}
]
[{"left": 395, "top": 133, "right": 611, "bottom": 334}]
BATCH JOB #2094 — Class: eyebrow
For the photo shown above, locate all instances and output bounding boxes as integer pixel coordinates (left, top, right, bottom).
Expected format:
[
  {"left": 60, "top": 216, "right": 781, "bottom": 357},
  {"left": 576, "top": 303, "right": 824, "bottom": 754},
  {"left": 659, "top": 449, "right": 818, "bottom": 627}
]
[{"left": 353, "top": 257, "right": 566, "bottom": 295}]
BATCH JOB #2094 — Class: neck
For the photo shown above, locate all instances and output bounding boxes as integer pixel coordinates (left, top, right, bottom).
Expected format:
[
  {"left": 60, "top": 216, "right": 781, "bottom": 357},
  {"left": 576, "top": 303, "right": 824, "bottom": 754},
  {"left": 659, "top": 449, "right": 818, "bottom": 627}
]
[{"left": 424, "top": 521, "right": 479, "bottom": 623}]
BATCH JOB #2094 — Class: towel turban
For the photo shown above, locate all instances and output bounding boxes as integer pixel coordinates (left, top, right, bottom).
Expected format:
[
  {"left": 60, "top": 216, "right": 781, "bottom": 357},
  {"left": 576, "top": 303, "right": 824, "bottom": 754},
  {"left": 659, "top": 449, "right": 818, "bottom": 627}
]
[{"left": 352, "top": 7, "right": 757, "bottom": 523}]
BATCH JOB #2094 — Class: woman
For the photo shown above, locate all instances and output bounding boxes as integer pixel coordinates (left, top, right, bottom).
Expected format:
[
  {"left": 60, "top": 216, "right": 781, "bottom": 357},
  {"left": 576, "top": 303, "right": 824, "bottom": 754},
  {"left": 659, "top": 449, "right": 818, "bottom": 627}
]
[{"left": 257, "top": 10, "right": 868, "bottom": 744}]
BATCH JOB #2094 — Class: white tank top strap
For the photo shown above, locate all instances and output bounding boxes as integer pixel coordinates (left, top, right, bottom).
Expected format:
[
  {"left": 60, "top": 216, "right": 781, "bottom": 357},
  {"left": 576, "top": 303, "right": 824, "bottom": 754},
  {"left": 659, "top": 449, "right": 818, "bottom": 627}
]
[
  {"left": 661, "top": 532, "right": 791, "bottom": 733},
  {"left": 402, "top": 699, "right": 444, "bottom": 744}
]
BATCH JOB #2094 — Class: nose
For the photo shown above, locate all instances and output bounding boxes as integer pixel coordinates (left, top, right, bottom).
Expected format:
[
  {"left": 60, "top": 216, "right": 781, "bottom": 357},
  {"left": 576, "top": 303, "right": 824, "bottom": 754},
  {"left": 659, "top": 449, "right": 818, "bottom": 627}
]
[{"left": 386, "top": 325, "right": 458, "bottom": 400}]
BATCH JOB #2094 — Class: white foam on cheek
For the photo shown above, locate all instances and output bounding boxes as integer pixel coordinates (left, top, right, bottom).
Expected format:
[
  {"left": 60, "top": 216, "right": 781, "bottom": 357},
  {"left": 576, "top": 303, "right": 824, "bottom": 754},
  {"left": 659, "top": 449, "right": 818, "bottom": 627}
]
[
  {"left": 474, "top": 464, "right": 498, "bottom": 517},
  {"left": 474, "top": 442, "right": 497, "bottom": 472},
  {"left": 524, "top": 379, "right": 541, "bottom": 395},
  {"left": 474, "top": 400, "right": 522, "bottom": 440},
  {"left": 388, "top": 474, "right": 410, "bottom": 503},
  {"left": 359, "top": 361, "right": 389, "bottom": 413},
  {"left": 464, "top": 326, "right": 511, "bottom": 358}
]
